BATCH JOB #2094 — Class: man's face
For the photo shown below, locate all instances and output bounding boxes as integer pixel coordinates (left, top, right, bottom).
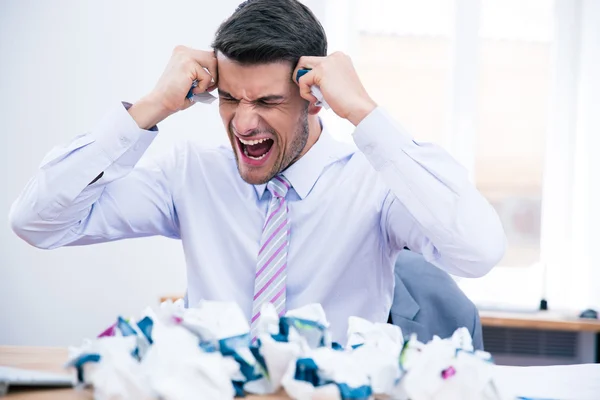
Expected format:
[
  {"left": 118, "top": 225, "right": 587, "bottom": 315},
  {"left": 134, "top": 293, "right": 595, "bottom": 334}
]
[{"left": 217, "top": 54, "right": 310, "bottom": 185}]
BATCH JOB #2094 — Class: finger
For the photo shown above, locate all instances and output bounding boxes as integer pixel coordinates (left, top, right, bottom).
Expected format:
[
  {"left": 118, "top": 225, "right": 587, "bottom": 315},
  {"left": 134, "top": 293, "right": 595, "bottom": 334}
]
[
  {"left": 293, "top": 56, "right": 325, "bottom": 83},
  {"left": 182, "top": 93, "right": 196, "bottom": 110},
  {"left": 297, "top": 55, "right": 325, "bottom": 70},
  {"left": 297, "top": 70, "right": 319, "bottom": 104},
  {"left": 191, "top": 70, "right": 214, "bottom": 94},
  {"left": 191, "top": 63, "right": 214, "bottom": 93},
  {"left": 194, "top": 84, "right": 217, "bottom": 94},
  {"left": 190, "top": 49, "right": 218, "bottom": 86}
]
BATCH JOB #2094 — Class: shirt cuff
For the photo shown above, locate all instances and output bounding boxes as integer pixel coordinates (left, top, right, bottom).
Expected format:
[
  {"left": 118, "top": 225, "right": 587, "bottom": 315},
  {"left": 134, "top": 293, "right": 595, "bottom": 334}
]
[
  {"left": 92, "top": 101, "right": 159, "bottom": 167},
  {"left": 352, "top": 107, "right": 416, "bottom": 171}
]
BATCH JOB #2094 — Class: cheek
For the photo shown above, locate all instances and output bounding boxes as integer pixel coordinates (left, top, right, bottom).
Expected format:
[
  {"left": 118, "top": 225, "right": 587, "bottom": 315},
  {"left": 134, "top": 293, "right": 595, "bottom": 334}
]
[
  {"left": 261, "top": 114, "right": 287, "bottom": 152},
  {"left": 218, "top": 105, "right": 235, "bottom": 127},
  {"left": 262, "top": 109, "right": 295, "bottom": 137}
]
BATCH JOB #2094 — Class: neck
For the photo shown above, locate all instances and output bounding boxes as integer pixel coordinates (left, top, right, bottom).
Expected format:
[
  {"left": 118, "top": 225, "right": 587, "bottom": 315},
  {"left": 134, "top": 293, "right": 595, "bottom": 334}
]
[{"left": 297, "top": 114, "right": 322, "bottom": 159}]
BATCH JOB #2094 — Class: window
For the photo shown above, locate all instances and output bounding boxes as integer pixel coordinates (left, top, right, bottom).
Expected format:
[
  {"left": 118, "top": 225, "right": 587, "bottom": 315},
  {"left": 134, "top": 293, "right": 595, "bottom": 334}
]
[
  {"left": 343, "top": 0, "right": 559, "bottom": 307},
  {"left": 326, "top": 0, "right": 599, "bottom": 309},
  {"left": 355, "top": 0, "right": 453, "bottom": 144},
  {"left": 355, "top": 0, "right": 553, "bottom": 270},
  {"left": 475, "top": 0, "right": 553, "bottom": 268}
]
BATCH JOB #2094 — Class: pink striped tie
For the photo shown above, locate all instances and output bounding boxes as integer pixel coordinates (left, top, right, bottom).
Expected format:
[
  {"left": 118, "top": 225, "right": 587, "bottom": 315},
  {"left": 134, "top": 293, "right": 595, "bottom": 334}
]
[{"left": 250, "top": 175, "right": 291, "bottom": 339}]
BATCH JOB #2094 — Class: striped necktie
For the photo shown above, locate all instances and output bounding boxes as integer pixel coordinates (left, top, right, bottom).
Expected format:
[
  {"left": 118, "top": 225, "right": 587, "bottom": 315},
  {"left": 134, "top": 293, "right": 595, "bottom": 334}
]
[{"left": 250, "top": 175, "right": 291, "bottom": 339}]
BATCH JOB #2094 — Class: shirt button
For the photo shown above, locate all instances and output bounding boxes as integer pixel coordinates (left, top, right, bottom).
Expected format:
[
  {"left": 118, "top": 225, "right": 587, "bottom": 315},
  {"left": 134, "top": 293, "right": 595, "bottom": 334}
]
[{"left": 120, "top": 136, "right": 130, "bottom": 146}]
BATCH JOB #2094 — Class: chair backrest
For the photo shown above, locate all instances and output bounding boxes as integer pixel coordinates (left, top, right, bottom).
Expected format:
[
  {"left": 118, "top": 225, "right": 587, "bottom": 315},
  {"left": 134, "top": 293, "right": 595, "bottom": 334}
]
[{"left": 390, "top": 250, "right": 484, "bottom": 350}]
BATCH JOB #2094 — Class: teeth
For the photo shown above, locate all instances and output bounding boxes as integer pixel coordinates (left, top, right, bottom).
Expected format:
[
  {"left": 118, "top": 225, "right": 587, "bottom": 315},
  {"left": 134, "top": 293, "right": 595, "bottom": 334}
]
[
  {"left": 239, "top": 137, "right": 270, "bottom": 146},
  {"left": 243, "top": 146, "right": 268, "bottom": 161},
  {"left": 247, "top": 153, "right": 267, "bottom": 160}
]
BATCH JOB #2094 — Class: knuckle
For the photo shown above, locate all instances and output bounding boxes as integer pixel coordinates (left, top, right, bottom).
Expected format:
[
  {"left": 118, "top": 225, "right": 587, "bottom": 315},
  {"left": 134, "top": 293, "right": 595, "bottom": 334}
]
[
  {"left": 333, "top": 51, "right": 348, "bottom": 61},
  {"left": 173, "top": 45, "right": 187, "bottom": 54}
]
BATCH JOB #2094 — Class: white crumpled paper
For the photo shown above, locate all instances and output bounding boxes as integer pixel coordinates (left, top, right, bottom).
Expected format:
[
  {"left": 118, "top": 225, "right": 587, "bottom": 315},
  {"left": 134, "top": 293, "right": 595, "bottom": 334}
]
[
  {"left": 69, "top": 336, "right": 154, "bottom": 400},
  {"left": 346, "top": 317, "right": 404, "bottom": 395},
  {"left": 189, "top": 91, "right": 217, "bottom": 104},
  {"left": 281, "top": 346, "right": 370, "bottom": 400},
  {"left": 398, "top": 328, "right": 509, "bottom": 400},
  {"left": 248, "top": 303, "right": 329, "bottom": 395},
  {"left": 67, "top": 301, "right": 509, "bottom": 400},
  {"left": 141, "top": 312, "right": 239, "bottom": 400},
  {"left": 68, "top": 302, "right": 242, "bottom": 400}
]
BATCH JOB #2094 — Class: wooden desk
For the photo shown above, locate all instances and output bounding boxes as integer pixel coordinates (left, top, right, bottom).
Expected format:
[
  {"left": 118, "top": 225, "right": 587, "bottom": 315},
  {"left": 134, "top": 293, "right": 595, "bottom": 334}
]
[
  {"left": 0, "top": 346, "right": 289, "bottom": 399},
  {"left": 479, "top": 310, "right": 600, "bottom": 332},
  {"left": 3, "top": 346, "right": 600, "bottom": 399}
]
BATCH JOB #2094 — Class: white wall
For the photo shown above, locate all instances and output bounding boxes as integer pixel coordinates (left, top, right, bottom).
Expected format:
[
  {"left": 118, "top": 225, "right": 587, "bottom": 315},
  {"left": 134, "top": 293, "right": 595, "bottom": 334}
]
[{"left": 0, "top": 0, "right": 253, "bottom": 346}]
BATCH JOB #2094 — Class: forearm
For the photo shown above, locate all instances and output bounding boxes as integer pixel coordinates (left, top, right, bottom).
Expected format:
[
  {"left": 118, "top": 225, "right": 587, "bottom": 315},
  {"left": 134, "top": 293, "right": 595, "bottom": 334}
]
[
  {"left": 355, "top": 107, "right": 506, "bottom": 276},
  {"left": 128, "top": 95, "right": 174, "bottom": 130},
  {"left": 9, "top": 102, "right": 158, "bottom": 248}
]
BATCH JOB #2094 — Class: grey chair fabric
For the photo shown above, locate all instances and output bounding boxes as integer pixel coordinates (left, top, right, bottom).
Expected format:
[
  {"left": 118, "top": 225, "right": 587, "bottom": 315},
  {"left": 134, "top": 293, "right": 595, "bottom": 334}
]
[{"left": 390, "top": 250, "right": 484, "bottom": 350}]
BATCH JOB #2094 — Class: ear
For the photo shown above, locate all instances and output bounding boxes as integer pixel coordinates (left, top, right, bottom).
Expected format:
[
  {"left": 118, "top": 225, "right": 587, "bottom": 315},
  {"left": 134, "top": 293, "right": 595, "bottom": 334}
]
[{"left": 308, "top": 103, "right": 322, "bottom": 115}]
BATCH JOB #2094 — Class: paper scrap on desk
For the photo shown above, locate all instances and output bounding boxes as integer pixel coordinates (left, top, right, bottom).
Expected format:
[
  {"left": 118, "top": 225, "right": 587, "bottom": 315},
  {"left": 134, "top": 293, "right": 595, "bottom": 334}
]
[
  {"left": 346, "top": 317, "right": 404, "bottom": 394},
  {"left": 67, "top": 301, "right": 513, "bottom": 400},
  {"left": 142, "top": 317, "right": 238, "bottom": 400}
]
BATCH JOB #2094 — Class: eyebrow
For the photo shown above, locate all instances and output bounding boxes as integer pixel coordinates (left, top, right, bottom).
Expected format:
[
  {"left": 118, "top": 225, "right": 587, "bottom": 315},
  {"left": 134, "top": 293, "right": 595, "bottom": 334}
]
[{"left": 218, "top": 90, "right": 285, "bottom": 102}]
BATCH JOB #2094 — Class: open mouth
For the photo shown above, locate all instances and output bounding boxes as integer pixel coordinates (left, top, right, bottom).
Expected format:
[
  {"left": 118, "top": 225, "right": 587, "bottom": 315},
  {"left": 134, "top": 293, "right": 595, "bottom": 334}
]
[{"left": 237, "top": 136, "right": 274, "bottom": 164}]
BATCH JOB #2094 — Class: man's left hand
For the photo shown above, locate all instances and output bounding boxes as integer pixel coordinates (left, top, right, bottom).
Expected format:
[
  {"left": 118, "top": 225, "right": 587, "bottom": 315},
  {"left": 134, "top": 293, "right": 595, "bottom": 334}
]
[{"left": 293, "top": 52, "right": 377, "bottom": 126}]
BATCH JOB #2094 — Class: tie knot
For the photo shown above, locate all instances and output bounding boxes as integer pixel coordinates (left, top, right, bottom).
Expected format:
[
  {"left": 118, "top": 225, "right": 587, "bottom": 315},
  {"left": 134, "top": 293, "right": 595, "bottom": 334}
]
[{"left": 267, "top": 175, "right": 291, "bottom": 199}]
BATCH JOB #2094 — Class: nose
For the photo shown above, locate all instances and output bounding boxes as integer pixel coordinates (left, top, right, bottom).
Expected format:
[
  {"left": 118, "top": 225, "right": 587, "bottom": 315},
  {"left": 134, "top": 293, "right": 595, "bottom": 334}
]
[{"left": 232, "top": 102, "right": 259, "bottom": 136}]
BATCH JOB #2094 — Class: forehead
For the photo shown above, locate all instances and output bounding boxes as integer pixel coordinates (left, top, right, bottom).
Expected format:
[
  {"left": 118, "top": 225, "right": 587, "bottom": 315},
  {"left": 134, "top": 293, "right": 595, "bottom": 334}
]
[{"left": 217, "top": 53, "right": 294, "bottom": 97}]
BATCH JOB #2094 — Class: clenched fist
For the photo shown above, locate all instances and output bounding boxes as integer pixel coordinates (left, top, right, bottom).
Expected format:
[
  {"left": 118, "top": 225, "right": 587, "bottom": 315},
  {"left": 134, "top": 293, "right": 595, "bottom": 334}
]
[{"left": 129, "top": 46, "right": 218, "bottom": 129}]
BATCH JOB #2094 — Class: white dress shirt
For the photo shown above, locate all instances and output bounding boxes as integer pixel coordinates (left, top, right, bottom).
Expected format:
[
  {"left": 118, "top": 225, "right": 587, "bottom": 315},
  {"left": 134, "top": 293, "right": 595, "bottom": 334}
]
[{"left": 9, "top": 103, "right": 505, "bottom": 341}]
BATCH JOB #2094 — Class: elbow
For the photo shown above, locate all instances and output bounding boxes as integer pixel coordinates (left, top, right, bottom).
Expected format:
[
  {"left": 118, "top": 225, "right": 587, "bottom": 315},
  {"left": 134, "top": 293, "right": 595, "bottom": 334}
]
[
  {"left": 465, "top": 222, "right": 507, "bottom": 278},
  {"left": 432, "top": 232, "right": 506, "bottom": 279},
  {"left": 472, "top": 233, "right": 506, "bottom": 277},
  {"left": 479, "top": 206, "right": 508, "bottom": 275},
  {"left": 444, "top": 222, "right": 506, "bottom": 279},
  {"left": 8, "top": 202, "right": 53, "bottom": 250},
  {"left": 455, "top": 195, "right": 507, "bottom": 278}
]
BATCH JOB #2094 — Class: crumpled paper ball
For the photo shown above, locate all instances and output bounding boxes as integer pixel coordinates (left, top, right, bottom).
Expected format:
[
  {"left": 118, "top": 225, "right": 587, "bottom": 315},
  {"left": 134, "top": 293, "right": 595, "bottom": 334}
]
[{"left": 66, "top": 301, "right": 508, "bottom": 400}]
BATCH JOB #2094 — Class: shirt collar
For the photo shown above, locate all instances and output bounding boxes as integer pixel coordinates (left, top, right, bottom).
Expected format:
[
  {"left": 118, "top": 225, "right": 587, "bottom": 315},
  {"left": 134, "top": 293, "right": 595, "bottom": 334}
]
[{"left": 254, "top": 120, "right": 355, "bottom": 200}]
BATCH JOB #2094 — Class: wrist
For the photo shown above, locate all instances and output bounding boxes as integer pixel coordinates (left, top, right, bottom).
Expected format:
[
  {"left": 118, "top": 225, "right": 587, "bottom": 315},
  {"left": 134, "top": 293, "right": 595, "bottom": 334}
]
[
  {"left": 128, "top": 94, "right": 173, "bottom": 130},
  {"left": 347, "top": 98, "right": 377, "bottom": 126}
]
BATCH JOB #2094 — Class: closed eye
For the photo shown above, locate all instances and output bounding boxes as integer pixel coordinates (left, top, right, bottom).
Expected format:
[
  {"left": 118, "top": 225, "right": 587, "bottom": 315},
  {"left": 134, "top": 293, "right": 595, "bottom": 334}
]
[
  {"left": 221, "top": 96, "right": 239, "bottom": 103},
  {"left": 256, "top": 99, "right": 282, "bottom": 107},
  {"left": 217, "top": 90, "right": 285, "bottom": 106}
]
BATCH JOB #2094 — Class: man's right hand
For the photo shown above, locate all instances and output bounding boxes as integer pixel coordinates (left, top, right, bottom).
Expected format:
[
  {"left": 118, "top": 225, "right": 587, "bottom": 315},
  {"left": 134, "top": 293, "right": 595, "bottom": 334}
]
[{"left": 129, "top": 46, "right": 218, "bottom": 130}]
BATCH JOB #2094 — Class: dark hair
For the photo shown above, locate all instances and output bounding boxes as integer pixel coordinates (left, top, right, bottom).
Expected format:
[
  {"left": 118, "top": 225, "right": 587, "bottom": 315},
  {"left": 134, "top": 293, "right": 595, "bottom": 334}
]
[{"left": 212, "top": 0, "right": 327, "bottom": 67}]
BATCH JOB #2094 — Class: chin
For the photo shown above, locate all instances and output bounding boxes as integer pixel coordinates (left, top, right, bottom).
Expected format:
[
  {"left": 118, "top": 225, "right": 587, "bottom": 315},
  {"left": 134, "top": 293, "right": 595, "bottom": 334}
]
[
  {"left": 237, "top": 166, "right": 272, "bottom": 185},
  {"left": 233, "top": 148, "right": 277, "bottom": 182}
]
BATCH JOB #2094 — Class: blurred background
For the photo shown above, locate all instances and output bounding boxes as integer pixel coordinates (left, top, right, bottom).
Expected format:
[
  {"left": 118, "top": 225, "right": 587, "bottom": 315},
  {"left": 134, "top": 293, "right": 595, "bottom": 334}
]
[{"left": 1, "top": 0, "right": 599, "bottom": 363}]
